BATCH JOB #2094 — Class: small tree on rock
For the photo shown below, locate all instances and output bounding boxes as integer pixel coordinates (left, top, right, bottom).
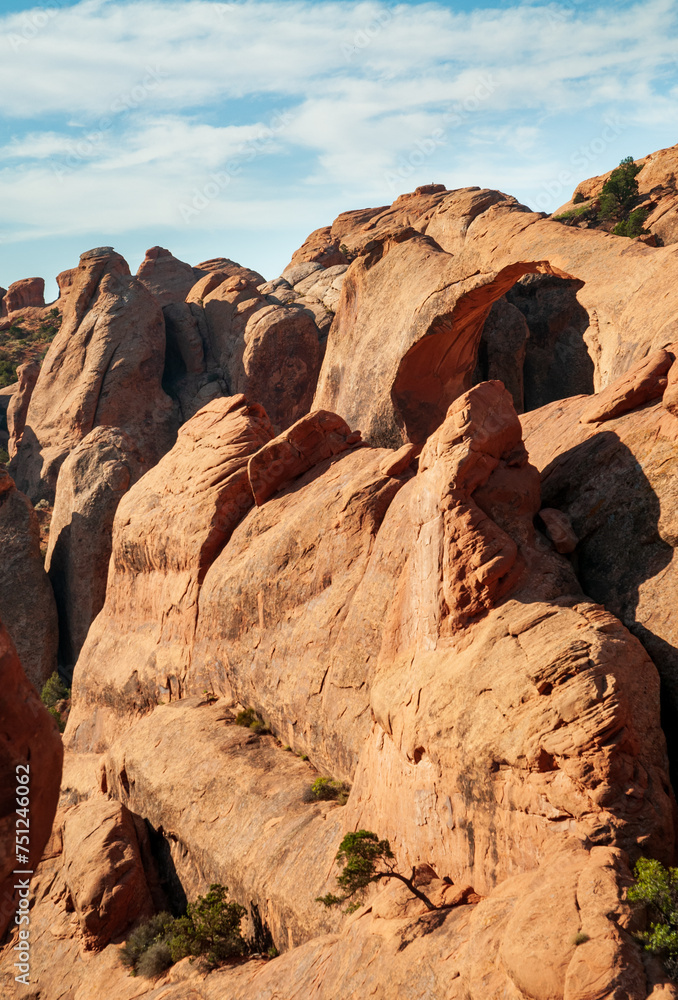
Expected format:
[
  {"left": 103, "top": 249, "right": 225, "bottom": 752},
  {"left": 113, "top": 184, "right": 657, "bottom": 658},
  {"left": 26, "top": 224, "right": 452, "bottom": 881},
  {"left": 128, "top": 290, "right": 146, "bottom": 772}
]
[
  {"left": 317, "top": 830, "right": 437, "bottom": 913},
  {"left": 628, "top": 857, "right": 678, "bottom": 978},
  {"left": 600, "top": 155, "right": 642, "bottom": 220}
]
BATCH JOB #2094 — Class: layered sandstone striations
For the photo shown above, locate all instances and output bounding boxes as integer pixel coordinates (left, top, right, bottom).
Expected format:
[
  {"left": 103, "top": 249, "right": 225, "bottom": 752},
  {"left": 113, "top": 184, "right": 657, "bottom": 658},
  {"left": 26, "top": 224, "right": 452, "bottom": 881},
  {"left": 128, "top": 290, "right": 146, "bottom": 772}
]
[
  {"left": 66, "top": 395, "right": 275, "bottom": 751},
  {"left": 24, "top": 380, "right": 675, "bottom": 1000},
  {"left": 10, "top": 247, "right": 177, "bottom": 502},
  {"left": 4, "top": 172, "right": 678, "bottom": 1000},
  {"left": 0, "top": 467, "right": 57, "bottom": 688}
]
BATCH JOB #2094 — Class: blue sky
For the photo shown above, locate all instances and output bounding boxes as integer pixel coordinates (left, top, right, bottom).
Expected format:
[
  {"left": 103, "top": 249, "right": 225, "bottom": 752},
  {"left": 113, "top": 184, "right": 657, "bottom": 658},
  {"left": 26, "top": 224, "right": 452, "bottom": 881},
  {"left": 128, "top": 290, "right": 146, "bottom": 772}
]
[{"left": 1, "top": 0, "right": 677, "bottom": 299}]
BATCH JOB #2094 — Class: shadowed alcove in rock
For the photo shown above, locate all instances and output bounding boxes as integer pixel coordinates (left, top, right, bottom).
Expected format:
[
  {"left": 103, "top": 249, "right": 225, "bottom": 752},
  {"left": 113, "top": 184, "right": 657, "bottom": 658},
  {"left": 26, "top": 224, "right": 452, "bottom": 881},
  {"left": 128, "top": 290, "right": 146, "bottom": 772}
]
[
  {"left": 539, "top": 429, "right": 678, "bottom": 784},
  {"left": 473, "top": 273, "right": 594, "bottom": 414}
]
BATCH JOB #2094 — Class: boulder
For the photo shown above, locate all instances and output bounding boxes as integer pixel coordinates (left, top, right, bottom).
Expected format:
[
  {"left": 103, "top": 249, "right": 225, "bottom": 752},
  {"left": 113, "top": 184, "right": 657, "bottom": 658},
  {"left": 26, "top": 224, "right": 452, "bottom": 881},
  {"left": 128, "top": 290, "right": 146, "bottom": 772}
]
[
  {"left": 198, "top": 276, "right": 323, "bottom": 433},
  {"left": 195, "top": 256, "right": 265, "bottom": 286},
  {"left": 0, "top": 617, "right": 62, "bottom": 939},
  {"left": 0, "top": 467, "right": 57, "bottom": 689},
  {"left": 538, "top": 507, "right": 578, "bottom": 554},
  {"left": 135, "top": 245, "right": 199, "bottom": 307},
  {"left": 579, "top": 346, "right": 674, "bottom": 423},
  {"left": 61, "top": 797, "right": 154, "bottom": 950},
  {"left": 10, "top": 247, "right": 178, "bottom": 502},
  {"left": 4, "top": 276, "right": 45, "bottom": 313},
  {"left": 46, "top": 426, "right": 149, "bottom": 668}
]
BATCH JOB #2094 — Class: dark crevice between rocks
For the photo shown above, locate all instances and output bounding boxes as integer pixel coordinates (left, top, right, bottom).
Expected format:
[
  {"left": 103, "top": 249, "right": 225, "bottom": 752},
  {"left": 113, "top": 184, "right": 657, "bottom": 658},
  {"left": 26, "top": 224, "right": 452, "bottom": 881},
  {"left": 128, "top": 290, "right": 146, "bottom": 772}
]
[
  {"left": 143, "top": 821, "right": 188, "bottom": 917},
  {"left": 540, "top": 431, "right": 677, "bottom": 791},
  {"left": 473, "top": 274, "right": 593, "bottom": 415},
  {"left": 507, "top": 274, "right": 594, "bottom": 411}
]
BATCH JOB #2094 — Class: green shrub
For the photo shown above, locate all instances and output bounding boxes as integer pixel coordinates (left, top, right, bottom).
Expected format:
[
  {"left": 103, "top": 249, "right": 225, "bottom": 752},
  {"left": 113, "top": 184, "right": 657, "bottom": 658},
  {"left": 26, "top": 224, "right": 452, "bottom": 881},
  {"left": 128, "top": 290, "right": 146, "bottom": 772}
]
[
  {"left": 572, "top": 931, "right": 590, "bottom": 946},
  {"left": 600, "top": 155, "right": 642, "bottom": 220},
  {"left": 613, "top": 207, "right": 648, "bottom": 238},
  {"left": 553, "top": 204, "right": 590, "bottom": 221},
  {"left": 40, "top": 671, "right": 70, "bottom": 709},
  {"left": 0, "top": 447, "right": 8, "bottom": 466},
  {"left": 628, "top": 857, "right": 678, "bottom": 979},
  {"left": 307, "top": 777, "right": 350, "bottom": 805},
  {"left": 234, "top": 707, "right": 269, "bottom": 734},
  {"left": 121, "top": 887, "right": 248, "bottom": 976},
  {"left": 573, "top": 191, "right": 585, "bottom": 204},
  {"left": 168, "top": 884, "right": 247, "bottom": 967},
  {"left": 135, "top": 940, "right": 173, "bottom": 979},
  {"left": 120, "top": 912, "right": 175, "bottom": 972},
  {"left": 0, "top": 360, "right": 17, "bottom": 389}
]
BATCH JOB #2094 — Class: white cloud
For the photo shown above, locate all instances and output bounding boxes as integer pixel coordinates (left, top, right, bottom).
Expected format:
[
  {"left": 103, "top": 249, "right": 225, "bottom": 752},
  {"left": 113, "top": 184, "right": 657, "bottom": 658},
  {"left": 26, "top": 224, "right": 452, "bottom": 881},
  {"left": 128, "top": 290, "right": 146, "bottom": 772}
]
[{"left": 0, "top": 0, "right": 677, "bottom": 285}]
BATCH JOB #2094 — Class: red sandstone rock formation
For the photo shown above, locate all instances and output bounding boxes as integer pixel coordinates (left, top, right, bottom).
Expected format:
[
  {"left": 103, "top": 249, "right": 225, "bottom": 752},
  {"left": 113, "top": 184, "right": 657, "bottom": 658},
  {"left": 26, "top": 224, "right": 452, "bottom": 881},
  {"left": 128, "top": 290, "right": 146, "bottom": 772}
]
[
  {"left": 6, "top": 360, "right": 40, "bottom": 459},
  {"left": 292, "top": 182, "right": 678, "bottom": 403},
  {"left": 0, "top": 617, "right": 62, "bottom": 939},
  {"left": 66, "top": 395, "right": 274, "bottom": 750},
  {"left": 522, "top": 355, "right": 678, "bottom": 767},
  {"left": 46, "top": 426, "right": 150, "bottom": 667},
  {"left": 16, "top": 381, "right": 673, "bottom": 1000},
  {"left": 67, "top": 386, "right": 673, "bottom": 878},
  {"left": 4, "top": 276, "right": 45, "bottom": 313},
  {"left": 10, "top": 247, "right": 178, "bottom": 502},
  {"left": 136, "top": 245, "right": 200, "bottom": 307},
  {"left": 61, "top": 797, "right": 154, "bottom": 950},
  {"left": 313, "top": 225, "right": 567, "bottom": 447},
  {"left": 188, "top": 274, "right": 323, "bottom": 433},
  {"left": 286, "top": 183, "right": 463, "bottom": 269},
  {"left": 5, "top": 168, "right": 678, "bottom": 1000},
  {"left": 195, "top": 256, "right": 265, "bottom": 286},
  {"left": 0, "top": 467, "right": 57, "bottom": 689}
]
